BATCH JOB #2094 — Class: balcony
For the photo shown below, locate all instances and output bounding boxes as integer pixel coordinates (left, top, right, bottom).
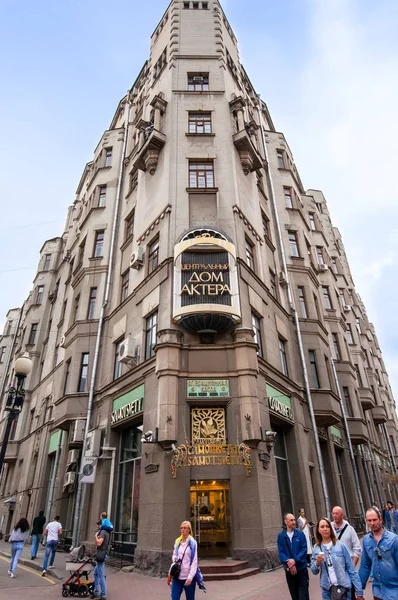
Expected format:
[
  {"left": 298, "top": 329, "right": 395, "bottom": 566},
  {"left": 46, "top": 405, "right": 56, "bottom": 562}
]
[
  {"left": 232, "top": 128, "right": 263, "bottom": 174},
  {"left": 346, "top": 417, "right": 369, "bottom": 444},
  {"left": 2, "top": 440, "right": 19, "bottom": 462},
  {"left": 53, "top": 394, "right": 89, "bottom": 430},
  {"left": 311, "top": 390, "right": 342, "bottom": 426},
  {"left": 358, "top": 387, "right": 376, "bottom": 411},
  {"left": 132, "top": 128, "right": 166, "bottom": 175},
  {"left": 371, "top": 405, "right": 387, "bottom": 425}
]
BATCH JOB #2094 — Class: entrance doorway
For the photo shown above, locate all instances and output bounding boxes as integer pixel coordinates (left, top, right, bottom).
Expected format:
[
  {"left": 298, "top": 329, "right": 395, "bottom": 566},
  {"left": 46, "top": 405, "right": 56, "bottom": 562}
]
[{"left": 190, "top": 480, "right": 230, "bottom": 558}]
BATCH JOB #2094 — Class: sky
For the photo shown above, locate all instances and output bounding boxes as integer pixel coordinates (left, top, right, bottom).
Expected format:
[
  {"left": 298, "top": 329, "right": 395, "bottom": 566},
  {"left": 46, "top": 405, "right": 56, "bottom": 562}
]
[{"left": 0, "top": 0, "right": 397, "bottom": 397}]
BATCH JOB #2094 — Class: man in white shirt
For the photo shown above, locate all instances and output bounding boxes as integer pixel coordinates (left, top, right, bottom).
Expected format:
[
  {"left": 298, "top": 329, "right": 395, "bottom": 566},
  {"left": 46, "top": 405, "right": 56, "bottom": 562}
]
[
  {"left": 42, "top": 515, "right": 63, "bottom": 576},
  {"left": 331, "top": 506, "right": 361, "bottom": 600}
]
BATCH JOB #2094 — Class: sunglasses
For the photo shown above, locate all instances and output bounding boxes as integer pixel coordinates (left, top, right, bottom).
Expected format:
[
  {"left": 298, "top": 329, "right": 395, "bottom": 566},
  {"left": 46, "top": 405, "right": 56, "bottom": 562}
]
[{"left": 374, "top": 548, "right": 382, "bottom": 561}]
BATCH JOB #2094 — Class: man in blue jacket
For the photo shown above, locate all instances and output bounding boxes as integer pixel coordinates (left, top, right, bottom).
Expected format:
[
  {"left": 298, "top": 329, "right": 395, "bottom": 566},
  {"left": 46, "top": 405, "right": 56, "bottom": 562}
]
[
  {"left": 277, "top": 513, "right": 309, "bottom": 600},
  {"left": 359, "top": 506, "right": 398, "bottom": 600},
  {"left": 384, "top": 501, "right": 398, "bottom": 534}
]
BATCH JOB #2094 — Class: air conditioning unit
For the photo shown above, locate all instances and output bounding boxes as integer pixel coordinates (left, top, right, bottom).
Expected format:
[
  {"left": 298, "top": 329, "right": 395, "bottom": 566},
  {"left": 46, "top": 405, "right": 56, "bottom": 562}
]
[
  {"left": 130, "top": 246, "right": 144, "bottom": 269},
  {"left": 63, "top": 250, "right": 71, "bottom": 263},
  {"left": 48, "top": 290, "right": 56, "bottom": 302},
  {"left": 318, "top": 263, "right": 328, "bottom": 271},
  {"left": 60, "top": 334, "right": 66, "bottom": 348},
  {"left": 85, "top": 429, "right": 102, "bottom": 457},
  {"left": 119, "top": 337, "right": 140, "bottom": 365},
  {"left": 343, "top": 305, "right": 351, "bottom": 312},
  {"left": 63, "top": 472, "right": 76, "bottom": 489},
  {"left": 279, "top": 271, "right": 288, "bottom": 287},
  {"left": 70, "top": 419, "right": 86, "bottom": 444},
  {"left": 193, "top": 76, "right": 204, "bottom": 83},
  {"left": 66, "top": 449, "right": 80, "bottom": 467}
]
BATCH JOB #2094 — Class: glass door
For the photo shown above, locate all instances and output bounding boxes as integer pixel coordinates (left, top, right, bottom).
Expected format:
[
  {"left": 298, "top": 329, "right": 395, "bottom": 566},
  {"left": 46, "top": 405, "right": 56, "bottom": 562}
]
[{"left": 190, "top": 480, "right": 230, "bottom": 558}]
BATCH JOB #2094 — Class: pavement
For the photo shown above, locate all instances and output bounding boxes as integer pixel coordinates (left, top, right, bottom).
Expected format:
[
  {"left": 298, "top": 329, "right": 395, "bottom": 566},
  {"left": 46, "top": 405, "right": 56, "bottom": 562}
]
[{"left": 0, "top": 540, "right": 374, "bottom": 600}]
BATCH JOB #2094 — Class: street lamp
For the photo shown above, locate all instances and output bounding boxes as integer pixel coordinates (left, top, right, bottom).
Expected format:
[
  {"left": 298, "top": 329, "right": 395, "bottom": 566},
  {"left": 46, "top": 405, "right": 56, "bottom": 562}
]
[{"left": 0, "top": 353, "right": 33, "bottom": 479}]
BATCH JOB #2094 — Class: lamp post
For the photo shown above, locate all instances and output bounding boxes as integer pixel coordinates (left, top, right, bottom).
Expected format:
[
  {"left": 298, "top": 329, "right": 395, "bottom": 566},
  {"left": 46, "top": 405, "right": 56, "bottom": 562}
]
[{"left": 0, "top": 353, "right": 32, "bottom": 480}]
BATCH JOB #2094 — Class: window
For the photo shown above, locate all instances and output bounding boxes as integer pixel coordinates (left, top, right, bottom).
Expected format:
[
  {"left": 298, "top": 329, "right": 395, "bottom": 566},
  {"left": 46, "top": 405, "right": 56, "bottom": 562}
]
[
  {"left": 309, "top": 214, "right": 316, "bottom": 231},
  {"left": 321, "top": 286, "right": 332, "bottom": 310},
  {"left": 114, "top": 339, "right": 123, "bottom": 380},
  {"left": 78, "top": 353, "right": 89, "bottom": 392},
  {"left": 63, "top": 359, "right": 71, "bottom": 395},
  {"left": 315, "top": 247, "right": 324, "bottom": 266},
  {"left": 98, "top": 185, "right": 106, "bottom": 207},
  {"left": 104, "top": 148, "right": 112, "bottom": 167},
  {"left": 308, "top": 350, "right": 320, "bottom": 388},
  {"left": 269, "top": 271, "right": 277, "bottom": 299},
  {"left": 193, "top": 1, "right": 199, "bottom": 7},
  {"left": 121, "top": 271, "right": 129, "bottom": 302},
  {"left": 288, "top": 231, "right": 299, "bottom": 257},
  {"left": 125, "top": 211, "right": 135, "bottom": 240},
  {"left": 73, "top": 294, "right": 80, "bottom": 322},
  {"left": 346, "top": 323, "right": 354, "bottom": 345},
  {"left": 189, "top": 161, "right": 214, "bottom": 188},
  {"left": 61, "top": 299, "right": 68, "bottom": 322},
  {"left": 342, "top": 386, "right": 353, "bottom": 417},
  {"left": 331, "top": 257, "right": 338, "bottom": 274},
  {"left": 338, "top": 288, "right": 346, "bottom": 308},
  {"left": 145, "top": 312, "right": 158, "bottom": 360},
  {"left": 87, "top": 287, "right": 97, "bottom": 320},
  {"left": 78, "top": 239, "right": 85, "bottom": 266},
  {"left": 276, "top": 150, "right": 285, "bottom": 169},
  {"left": 202, "top": 2, "right": 208, "bottom": 7},
  {"left": 28, "top": 323, "right": 38, "bottom": 345},
  {"left": 153, "top": 47, "right": 167, "bottom": 80},
  {"left": 93, "top": 230, "right": 104, "bottom": 257},
  {"left": 245, "top": 238, "right": 255, "bottom": 270},
  {"left": 0, "top": 347, "right": 6, "bottom": 363},
  {"left": 129, "top": 170, "right": 138, "bottom": 192},
  {"left": 252, "top": 313, "right": 263, "bottom": 357},
  {"left": 313, "top": 294, "right": 321, "bottom": 321},
  {"left": 43, "top": 254, "right": 51, "bottom": 271},
  {"left": 354, "top": 364, "right": 363, "bottom": 387},
  {"left": 297, "top": 286, "right": 308, "bottom": 318},
  {"left": 262, "top": 213, "right": 270, "bottom": 239},
  {"left": 284, "top": 187, "right": 293, "bottom": 208},
  {"left": 188, "top": 74, "right": 209, "bottom": 91},
  {"left": 279, "top": 338, "right": 289, "bottom": 376},
  {"left": 6, "top": 321, "right": 13, "bottom": 335},
  {"left": 332, "top": 333, "right": 341, "bottom": 360},
  {"left": 53, "top": 346, "right": 59, "bottom": 369},
  {"left": 35, "top": 285, "right": 44, "bottom": 304},
  {"left": 148, "top": 238, "right": 159, "bottom": 273},
  {"left": 355, "top": 318, "right": 362, "bottom": 334},
  {"left": 188, "top": 112, "right": 212, "bottom": 134},
  {"left": 183, "top": 1, "right": 190, "bottom": 7}
]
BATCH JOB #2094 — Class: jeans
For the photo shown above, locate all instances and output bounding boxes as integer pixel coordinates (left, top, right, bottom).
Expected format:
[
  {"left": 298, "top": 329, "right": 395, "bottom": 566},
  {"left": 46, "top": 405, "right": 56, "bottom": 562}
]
[
  {"left": 43, "top": 540, "right": 57, "bottom": 570},
  {"left": 94, "top": 560, "right": 106, "bottom": 597},
  {"left": 9, "top": 541, "right": 24, "bottom": 574},
  {"left": 285, "top": 567, "right": 310, "bottom": 600},
  {"left": 171, "top": 577, "right": 196, "bottom": 600},
  {"left": 31, "top": 534, "right": 40, "bottom": 558}
]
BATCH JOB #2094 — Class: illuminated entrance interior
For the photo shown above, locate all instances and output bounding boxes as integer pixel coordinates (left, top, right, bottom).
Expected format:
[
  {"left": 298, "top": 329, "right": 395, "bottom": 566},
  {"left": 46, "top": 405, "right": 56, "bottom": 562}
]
[{"left": 190, "top": 480, "right": 230, "bottom": 558}]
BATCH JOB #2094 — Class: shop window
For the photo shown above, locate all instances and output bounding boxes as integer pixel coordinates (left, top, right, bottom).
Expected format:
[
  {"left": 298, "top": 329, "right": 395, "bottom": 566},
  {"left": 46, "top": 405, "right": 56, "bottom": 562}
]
[{"left": 272, "top": 425, "right": 293, "bottom": 520}]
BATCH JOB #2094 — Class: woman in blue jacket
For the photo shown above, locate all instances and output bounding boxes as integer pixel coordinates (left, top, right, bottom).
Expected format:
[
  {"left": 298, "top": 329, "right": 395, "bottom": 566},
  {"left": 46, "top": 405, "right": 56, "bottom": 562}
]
[{"left": 311, "top": 517, "right": 364, "bottom": 600}]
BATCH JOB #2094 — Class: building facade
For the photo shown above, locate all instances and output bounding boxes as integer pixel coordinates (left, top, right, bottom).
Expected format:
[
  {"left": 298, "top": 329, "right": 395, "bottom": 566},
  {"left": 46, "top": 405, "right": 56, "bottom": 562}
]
[{"left": 0, "top": 0, "right": 397, "bottom": 573}]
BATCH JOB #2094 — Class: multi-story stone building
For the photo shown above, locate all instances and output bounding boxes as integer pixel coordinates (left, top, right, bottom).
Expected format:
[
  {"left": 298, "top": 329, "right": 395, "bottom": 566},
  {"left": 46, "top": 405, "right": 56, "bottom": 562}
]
[{"left": 0, "top": 0, "right": 397, "bottom": 573}]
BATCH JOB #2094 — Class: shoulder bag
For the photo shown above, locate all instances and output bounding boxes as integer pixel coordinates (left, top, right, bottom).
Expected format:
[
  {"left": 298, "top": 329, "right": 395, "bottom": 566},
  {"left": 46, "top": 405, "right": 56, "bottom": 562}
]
[{"left": 170, "top": 543, "right": 188, "bottom": 580}]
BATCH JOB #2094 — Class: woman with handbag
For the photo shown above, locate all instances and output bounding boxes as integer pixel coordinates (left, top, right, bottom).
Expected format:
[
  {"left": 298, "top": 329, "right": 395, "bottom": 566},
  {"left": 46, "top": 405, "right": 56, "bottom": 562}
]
[
  {"left": 311, "top": 517, "right": 363, "bottom": 600},
  {"left": 8, "top": 518, "right": 30, "bottom": 578},
  {"left": 169, "top": 521, "right": 198, "bottom": 600}
]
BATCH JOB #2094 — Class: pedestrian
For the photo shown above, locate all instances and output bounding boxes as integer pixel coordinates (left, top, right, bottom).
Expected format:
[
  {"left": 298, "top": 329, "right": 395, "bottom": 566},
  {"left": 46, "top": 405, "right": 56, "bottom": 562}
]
[
  {"left": 384, "top": 501, "right": 398, "bottom": 535},
  {"left": 331, "top": 506, "right": 361, "bottom": 590},
  {"left": 92, "top": 519, "right": 110, "bottom": 600},
  {"left": 277, "top": 513, "right": 309, "bottom": 600},
  {"left": 311, "top": 517, "right": 363, "bottom": 600},
  {"left": 41, "top": 515, "right": 62, "bottom": 576},
  {"left": 8, "top": 517, "right": 30, "bottom": 578},
  {"left": 30, "top": 509, "right": 46, "bottom": 560},
  {"left": 297, "top": 508, "right": 313, "bottom": 567},
  {"left": 359, "top": 506, "right": 398, "bottom": 600},
  {"left": 99, "top": 511, "right": 114, "bottom": 534},
  {"left": 169, "top": 521, "right": 198, "bottom": 600}
]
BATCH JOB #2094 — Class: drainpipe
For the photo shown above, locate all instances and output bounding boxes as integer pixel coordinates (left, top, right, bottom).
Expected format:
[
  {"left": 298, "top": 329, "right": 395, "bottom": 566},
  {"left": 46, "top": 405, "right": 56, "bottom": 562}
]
[
  {"left": 72, "top": 94, "right": 132, "bottom": 547},
  {"left": 367, "top": 440, "right": 384, "bottom": 507},
  {"left": 256, "top": 96, "right": 331, "bottom": 517},
  {"left": 46, "top": 430, "right": 64, "bottom": 518},
  {"left": 330, "top": 358, "right": 365, "bottom": 518}
]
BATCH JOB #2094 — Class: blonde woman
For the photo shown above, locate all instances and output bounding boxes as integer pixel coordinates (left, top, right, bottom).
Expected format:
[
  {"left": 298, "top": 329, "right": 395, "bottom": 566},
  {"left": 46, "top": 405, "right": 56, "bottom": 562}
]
[{"left": 170, "top": 521, "right": 198, "bottom": 600}]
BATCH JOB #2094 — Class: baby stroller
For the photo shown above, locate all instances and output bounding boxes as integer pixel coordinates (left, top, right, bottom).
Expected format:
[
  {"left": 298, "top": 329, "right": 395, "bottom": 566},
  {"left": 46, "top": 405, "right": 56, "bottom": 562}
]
[{"left": 62, "top": 545, "right": 95, "bottom": 597}]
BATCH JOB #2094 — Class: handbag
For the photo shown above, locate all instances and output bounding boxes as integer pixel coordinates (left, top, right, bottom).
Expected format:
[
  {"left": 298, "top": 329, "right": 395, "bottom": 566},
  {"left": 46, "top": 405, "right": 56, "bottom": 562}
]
[
  {"left": 170, "top": 543, "right": 188, "bottom": 580},
  {"left": 330, "top": 585, "right": 347, "bottom": 600}
]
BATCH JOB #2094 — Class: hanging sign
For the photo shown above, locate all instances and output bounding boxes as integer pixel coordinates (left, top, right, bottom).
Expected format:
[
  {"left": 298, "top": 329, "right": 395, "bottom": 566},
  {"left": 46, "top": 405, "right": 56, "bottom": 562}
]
[{"left": 80, "top": 456, "right": 98, "bottom": 483}]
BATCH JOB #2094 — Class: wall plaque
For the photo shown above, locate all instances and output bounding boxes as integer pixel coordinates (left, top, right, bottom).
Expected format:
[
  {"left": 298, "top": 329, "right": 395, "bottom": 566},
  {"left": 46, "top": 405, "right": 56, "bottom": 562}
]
[{"left": 187, "top": 379, "right": 230, "bottom": 398}]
